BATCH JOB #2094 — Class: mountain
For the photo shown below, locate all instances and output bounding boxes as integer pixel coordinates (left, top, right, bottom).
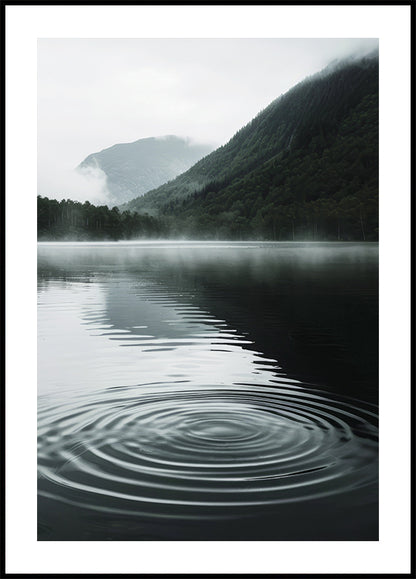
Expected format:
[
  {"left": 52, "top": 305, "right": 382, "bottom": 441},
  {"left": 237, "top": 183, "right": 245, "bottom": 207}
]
[
  {"left": 125, "top": 53, "right": 378, "bottom": 241},
  {"left": 78, "top": 135, "right": 214, "bottom": 205}
]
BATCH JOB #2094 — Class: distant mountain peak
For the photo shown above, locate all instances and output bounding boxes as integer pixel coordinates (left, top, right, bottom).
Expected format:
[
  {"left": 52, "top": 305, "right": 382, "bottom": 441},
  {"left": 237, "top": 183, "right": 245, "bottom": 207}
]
[{"left": 78, "top": 135, "right": 214, "bottom": 205}]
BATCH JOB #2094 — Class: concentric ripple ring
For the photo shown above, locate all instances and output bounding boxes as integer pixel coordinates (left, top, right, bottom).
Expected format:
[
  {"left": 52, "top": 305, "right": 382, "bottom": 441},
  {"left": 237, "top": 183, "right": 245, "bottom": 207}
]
[{"left": 38, "top": 382, "right": 378, "bottom": 519}]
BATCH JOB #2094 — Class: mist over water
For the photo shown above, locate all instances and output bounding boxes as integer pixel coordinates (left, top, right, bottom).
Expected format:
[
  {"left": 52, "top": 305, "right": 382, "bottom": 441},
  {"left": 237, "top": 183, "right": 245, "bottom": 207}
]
[{"left": 38, "top": 241, "right": 378, "bottom": 540}]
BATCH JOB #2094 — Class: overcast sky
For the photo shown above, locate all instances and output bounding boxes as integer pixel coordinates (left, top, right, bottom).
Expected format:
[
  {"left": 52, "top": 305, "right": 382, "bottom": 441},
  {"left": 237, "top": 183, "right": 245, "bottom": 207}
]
[{"left": 38, "top": 38, "right": 378, "bottom": 203}]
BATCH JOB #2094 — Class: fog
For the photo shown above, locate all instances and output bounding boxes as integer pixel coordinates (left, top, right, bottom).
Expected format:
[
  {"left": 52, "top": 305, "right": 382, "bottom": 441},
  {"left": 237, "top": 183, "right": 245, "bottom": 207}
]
[
  {"left": 38, "top": 38, "right": 379, "bottom": 205},
  {"left": 38, "top": 158, "right": 111, "bottom": 205}
]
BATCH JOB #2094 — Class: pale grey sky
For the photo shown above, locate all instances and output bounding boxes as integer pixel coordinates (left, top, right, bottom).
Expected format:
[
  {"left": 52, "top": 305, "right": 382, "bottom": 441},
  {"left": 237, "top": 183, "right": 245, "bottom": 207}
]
[{"left": 38, "top": 38, "right": 378, "bottom": 203}]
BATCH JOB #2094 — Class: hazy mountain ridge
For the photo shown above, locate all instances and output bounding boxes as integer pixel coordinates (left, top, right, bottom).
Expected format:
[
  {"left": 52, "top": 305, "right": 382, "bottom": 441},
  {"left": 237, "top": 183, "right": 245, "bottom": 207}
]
[
  {"left": 124, "top": 53, "right": 378, "bottom": 240},
  {"left": 78, "top": 135, "right": 214, "bottom": 205}
]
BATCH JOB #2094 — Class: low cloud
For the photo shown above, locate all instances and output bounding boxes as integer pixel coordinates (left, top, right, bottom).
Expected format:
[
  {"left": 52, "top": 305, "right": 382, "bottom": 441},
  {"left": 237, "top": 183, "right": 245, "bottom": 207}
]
[{"left": 38, "top": 161, "right": 112, "bottom": 206}]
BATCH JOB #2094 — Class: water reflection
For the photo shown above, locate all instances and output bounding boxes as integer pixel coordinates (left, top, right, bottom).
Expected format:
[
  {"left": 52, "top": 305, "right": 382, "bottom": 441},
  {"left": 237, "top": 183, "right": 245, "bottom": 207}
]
[
  {"left": 38, "top": 242, "right": 378, "bottom": 540},
  {"left": 38, "top": 274, "right": 286, "bottom": 396}
]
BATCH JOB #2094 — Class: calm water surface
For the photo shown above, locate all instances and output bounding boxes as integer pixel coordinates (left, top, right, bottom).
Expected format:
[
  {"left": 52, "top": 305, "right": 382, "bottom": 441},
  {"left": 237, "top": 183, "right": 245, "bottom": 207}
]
[{"left": 38, "top": 241, "right": 378, "bottom": 540}]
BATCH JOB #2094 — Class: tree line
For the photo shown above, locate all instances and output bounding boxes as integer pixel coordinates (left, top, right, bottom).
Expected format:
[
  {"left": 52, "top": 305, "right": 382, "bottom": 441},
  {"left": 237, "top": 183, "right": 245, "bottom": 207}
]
[
  {"left": 38, "top": 191, "right": 376, "bottom": 242},
  {"left": 37, "top": 196, "right": 164, "bottom": 240}
]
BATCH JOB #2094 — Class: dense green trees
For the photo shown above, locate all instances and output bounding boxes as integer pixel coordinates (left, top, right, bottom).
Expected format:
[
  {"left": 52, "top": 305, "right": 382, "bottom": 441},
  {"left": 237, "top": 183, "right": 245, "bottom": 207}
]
[{"left": 37, "top": 196, "right": 164, "bottom": 240}]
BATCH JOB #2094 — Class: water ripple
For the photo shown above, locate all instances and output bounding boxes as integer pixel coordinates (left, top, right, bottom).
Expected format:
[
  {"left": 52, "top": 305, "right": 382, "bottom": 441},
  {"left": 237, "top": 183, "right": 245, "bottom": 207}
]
[{"left": 38, "top": 382, "right": 378, "bottom": 520}]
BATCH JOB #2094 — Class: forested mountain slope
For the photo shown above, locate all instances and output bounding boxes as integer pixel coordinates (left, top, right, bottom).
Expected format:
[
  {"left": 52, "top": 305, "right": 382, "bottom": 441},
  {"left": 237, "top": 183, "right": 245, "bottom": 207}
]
[{"left": 125, "top": 54, "right": 378, "bottom": 241}]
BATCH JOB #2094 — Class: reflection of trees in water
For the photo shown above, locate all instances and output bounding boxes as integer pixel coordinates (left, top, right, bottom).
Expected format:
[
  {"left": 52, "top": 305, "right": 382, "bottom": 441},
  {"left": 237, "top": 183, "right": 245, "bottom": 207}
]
[
  {"left": 183, "top": 259, "right": 378, "bottom": 403},
  {"left": 97, "top": 248, "right": 378, "bottom": 403},
  {"left": 38, "top": 244, "right": 378, "bottom": 403}
]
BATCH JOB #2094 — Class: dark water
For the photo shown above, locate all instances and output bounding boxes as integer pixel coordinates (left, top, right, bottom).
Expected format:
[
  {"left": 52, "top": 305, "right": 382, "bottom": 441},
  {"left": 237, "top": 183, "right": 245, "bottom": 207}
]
[{"left": 37, "top": 241, "right": 378, "bottom": 540}]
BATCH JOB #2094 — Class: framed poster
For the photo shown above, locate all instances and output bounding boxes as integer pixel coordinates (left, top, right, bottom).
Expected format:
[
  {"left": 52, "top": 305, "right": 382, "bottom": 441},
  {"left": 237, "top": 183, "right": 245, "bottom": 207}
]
[{"left": 4, "top": 3, "right": 412, "bottom": 576}]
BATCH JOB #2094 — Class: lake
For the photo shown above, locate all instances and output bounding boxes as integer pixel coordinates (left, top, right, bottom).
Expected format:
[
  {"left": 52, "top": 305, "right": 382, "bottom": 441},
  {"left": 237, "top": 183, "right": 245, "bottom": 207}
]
[{"left": 37, "top": 241, "right": 378, "bottom": 540}]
